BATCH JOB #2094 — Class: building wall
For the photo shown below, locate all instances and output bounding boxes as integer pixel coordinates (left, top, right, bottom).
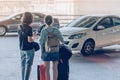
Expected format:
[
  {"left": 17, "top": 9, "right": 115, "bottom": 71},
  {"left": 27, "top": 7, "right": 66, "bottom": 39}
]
[
  {"left": 74, "top": 0, "right": 120, "bottom": 15},
  {"left": 34, "top": 0, "right": 74, "bottom": 15},
  {"left": 1, "top": 0, "right": 120, "bottom": 18},
  {"left": 0, "top": 0, "right": 32, "bottom": 16},
  {"left": 0, "top": 0, "right": 74, "bottom": 17}
]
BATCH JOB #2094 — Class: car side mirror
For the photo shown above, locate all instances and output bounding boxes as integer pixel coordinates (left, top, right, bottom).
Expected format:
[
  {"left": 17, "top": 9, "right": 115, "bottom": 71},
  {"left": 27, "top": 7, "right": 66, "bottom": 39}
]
[{"left": 97, "top": 25, "right": 105, "bottom": 30}]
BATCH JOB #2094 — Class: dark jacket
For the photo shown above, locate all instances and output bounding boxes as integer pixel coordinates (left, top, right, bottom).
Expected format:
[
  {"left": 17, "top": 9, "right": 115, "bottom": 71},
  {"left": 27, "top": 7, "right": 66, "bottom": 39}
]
[
  {"left": 59, "top": 44, "right": 72, "bottom": 62},
  {"left": 58, "top": 44, "right": 72, "bottom": 80},
  {"left": 18, "top": 24, "right": 33, "bottom": 50}
]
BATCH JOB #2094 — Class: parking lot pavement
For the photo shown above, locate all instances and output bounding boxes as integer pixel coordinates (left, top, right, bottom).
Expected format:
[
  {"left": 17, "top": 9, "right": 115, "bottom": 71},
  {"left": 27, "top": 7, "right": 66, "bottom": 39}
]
[{"left": 1, "top": 34, "right": 120, "bottom": 80}]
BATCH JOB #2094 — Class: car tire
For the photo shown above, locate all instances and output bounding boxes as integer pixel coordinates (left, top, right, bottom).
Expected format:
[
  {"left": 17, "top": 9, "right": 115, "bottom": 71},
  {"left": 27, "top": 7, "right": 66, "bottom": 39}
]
[
  {"left": 0, "top": 26, "right": 6, "bottom": 36},
  {"left": 81, "top": 40, "right": 95, "bottom": 56}
]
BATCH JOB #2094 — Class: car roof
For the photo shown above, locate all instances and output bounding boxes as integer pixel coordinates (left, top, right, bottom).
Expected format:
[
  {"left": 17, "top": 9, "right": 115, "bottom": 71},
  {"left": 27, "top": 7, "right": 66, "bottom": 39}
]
[
  {"left": 7, "top": 12, "right": 46, "bottom": 18},
  {"left": 84, "top": 14, "right": 119, "bottom": 17}
]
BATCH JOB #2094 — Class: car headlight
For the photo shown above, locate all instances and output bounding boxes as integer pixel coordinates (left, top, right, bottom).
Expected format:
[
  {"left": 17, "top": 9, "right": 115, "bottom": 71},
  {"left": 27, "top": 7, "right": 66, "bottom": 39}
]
[{"left": 68, "top": 33, "right": 86, "bottom": 39}]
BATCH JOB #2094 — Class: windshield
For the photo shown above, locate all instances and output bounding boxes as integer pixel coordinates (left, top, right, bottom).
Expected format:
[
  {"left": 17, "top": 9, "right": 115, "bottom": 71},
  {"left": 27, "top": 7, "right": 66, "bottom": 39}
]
[{"left": 66, "top": 16, "right": 100, "bottom": 28}]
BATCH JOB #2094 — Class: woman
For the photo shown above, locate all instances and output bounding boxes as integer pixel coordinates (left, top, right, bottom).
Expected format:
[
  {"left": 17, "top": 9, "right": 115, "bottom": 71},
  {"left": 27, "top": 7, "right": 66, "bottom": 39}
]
[
  {"left": 40, "top": 15, "right": 64, "bottom": 80},
  {"left": 18, "top": 12, "right": 35, "bottom": 80}
]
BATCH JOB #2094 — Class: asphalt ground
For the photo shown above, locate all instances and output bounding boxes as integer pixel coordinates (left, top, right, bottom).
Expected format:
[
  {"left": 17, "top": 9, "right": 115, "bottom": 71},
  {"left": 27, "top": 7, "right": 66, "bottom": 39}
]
[{"left": 0, "top": 33, "right": 120, "bottom": 80}]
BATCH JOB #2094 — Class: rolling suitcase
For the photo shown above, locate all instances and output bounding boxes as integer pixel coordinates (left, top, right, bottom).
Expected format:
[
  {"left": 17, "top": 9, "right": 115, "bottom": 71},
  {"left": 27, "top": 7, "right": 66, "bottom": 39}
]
[{"left": 37, "top": 64, "right": 46, "bottom": 80}]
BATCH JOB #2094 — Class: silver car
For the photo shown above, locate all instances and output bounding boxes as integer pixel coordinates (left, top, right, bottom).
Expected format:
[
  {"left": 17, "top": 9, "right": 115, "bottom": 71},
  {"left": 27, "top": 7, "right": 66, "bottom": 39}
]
[{"left": 0, "top": 12, "right": 59, "bottom": 36}]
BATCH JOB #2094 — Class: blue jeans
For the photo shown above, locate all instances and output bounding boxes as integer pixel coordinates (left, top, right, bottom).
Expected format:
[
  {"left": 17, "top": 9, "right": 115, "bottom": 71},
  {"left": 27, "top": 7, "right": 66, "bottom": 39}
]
[{"left": 20, "top": 49, "right": 35, "bottom": 80}]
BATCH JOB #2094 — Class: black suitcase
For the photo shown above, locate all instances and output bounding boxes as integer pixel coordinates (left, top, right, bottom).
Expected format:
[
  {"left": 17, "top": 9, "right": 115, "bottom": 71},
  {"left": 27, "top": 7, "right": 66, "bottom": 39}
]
[{"left": 37, "top": 65, "right": 40, "bottom": 80}]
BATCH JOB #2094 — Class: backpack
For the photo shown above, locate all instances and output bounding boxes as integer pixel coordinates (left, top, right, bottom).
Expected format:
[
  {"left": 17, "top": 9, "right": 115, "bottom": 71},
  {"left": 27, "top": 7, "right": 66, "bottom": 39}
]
[{"left": 45, "top": 29, "right": 59, "bottom": 53}]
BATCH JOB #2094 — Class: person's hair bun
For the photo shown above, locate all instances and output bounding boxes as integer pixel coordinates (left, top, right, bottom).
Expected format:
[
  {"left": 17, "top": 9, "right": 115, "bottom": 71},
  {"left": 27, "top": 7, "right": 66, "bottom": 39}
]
[{"left": 45, "top": 15, "right": 53, "bottom": 25}]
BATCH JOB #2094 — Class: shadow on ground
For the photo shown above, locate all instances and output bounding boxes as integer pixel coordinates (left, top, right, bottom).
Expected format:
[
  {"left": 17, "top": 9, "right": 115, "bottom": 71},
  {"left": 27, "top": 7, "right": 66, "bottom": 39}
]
[{"left": 71, "top": 48, "right": 120, "bottom": 63}]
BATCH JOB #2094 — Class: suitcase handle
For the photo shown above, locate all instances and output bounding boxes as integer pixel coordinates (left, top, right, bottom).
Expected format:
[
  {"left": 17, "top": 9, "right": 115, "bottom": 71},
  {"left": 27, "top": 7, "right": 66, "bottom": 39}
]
[{"left": 37, "top": 65, "right": 40, "bottom": 80}]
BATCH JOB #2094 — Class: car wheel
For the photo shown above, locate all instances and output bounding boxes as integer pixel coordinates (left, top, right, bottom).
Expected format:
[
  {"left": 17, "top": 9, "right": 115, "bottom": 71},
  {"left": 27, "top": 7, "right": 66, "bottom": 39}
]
[
  {"left": 0, "top": 26, "right": 6, "bottom": 36},
  {"left": 81, "top": 40, "right": 95, "bottom": 56}
]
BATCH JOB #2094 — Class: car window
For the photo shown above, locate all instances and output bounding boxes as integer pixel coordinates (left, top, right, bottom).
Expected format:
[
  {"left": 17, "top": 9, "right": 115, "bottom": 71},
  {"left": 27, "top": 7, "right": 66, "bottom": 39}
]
[
  {"left": 66, "top": 16, "right": 100, "bottom": 28},
  {"left": 98, "top": 17, "right": 113, "bottom": 29},
  {"left": 66, "top": 16, "right": 88, "bottom": 27},
  {"left": 77, "top": 17, "right": 98, "bottom": 28},
  {"left": 112, "top": 17, "right": 120, "bottom": 26},
  {"left": 32, "top": 14, "right": 40, "bottom": 20},
  {"left": 32, "top": 13, "right": 44, "bottom": 22},
  {"left": 12, "top": 14, "right": 22, "bottom": 21}
]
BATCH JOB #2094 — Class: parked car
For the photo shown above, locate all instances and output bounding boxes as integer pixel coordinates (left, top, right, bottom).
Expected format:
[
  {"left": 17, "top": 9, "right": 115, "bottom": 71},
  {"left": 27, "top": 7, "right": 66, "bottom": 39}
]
[
  {"left": 60, "top": 14, "right": 120, "bottom": 56},
  {"left": 0, "top": 12, "right": 59, "bottom": 36}
]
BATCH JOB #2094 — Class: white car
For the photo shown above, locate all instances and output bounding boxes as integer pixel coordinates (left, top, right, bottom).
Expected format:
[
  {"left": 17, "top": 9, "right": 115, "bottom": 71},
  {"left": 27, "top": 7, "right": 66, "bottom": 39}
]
[{"left": 60, "top": 14, "right": 120, "bottom": 56}]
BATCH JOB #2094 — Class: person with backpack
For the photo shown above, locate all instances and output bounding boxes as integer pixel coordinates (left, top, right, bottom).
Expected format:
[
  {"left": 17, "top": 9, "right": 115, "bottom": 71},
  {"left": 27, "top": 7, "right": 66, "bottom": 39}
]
[
  {"left": 18, "top": 12, "right": 37, "bottom": 80},
  {"left": 37, "top": 19, "right": 59, "bottom": 36},
  {"left": 39, "top": 15, "right": 64, "bottom": 80}
]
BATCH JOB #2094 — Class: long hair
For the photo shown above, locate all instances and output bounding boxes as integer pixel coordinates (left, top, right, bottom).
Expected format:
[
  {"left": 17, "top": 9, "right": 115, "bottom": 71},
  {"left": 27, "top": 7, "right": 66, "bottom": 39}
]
[{"left": 21, "top": 12, "right": 33, "bottom": 25}]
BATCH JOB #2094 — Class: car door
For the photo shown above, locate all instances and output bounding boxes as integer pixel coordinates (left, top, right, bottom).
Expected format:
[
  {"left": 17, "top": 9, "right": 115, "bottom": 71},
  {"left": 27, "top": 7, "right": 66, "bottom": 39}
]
[
  {"left": 8, "top": 14, "right": 22, "bottom": 31},
  {"left": 94, "top": 17, "right": 115, "bottom": 47},
  {"left": 111, "top": 17, "right": 120, "bottom": 43},
  {"left": 32, "top": 13, "right": 42, "bottom": 22},
  {"left": 31, "top": 13, "right": 44, "bottom": 30}
]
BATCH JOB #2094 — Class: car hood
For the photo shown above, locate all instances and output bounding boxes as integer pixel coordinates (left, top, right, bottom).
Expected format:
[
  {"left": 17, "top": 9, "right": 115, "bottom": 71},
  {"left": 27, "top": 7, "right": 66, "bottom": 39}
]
[
  {"left": 0, "top": 18, "right": 10, "bottom": 24},
  {"left": 60, "top": 27, "right": 88, "bottom": 36}
]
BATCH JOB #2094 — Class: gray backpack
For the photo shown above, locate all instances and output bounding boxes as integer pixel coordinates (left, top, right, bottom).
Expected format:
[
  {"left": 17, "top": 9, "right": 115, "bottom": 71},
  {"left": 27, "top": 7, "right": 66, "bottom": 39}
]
[{"left": 45, "top": 29, "right": 59, "bottom": 53}]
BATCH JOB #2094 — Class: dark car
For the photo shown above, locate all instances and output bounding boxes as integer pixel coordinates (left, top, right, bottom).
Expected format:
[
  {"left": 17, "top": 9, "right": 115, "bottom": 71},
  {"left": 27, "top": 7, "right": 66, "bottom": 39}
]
[{"left": 0, "top": 12, "right": 59, "bottom": 36}]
